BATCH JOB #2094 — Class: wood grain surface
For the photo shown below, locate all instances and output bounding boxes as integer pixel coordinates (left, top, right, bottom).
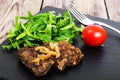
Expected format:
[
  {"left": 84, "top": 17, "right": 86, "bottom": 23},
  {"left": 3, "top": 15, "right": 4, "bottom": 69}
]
[
  {"left": 0, "top": 0, "right": 120, "bottom": 44},
  {"left": 105, "top": 0, "right": 120, "bottom": 22}
]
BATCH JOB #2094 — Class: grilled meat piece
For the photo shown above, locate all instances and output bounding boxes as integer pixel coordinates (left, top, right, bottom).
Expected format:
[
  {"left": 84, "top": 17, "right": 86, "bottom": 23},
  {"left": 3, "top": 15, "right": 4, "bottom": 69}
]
[
  {"left": 56, "top": 41, "right": 83, "bottom": 70},
  {"left": 17, "top": 47, "right": 55, "bottom": 76},
  {"left": 17, "top": 41, "right": 84, "bottom": 76}
]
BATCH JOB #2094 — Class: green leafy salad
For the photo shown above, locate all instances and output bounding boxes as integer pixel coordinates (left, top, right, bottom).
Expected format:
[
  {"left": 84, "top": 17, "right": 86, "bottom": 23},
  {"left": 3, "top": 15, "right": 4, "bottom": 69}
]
[{"left": 2, "top": 10, "right": 84, "bottom": 50}]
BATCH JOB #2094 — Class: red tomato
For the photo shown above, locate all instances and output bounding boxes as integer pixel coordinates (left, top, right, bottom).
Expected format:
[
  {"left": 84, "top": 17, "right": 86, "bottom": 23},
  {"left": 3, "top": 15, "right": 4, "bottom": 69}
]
[{"left": 82, "top": 25, "right": 107, "bottom": 47}]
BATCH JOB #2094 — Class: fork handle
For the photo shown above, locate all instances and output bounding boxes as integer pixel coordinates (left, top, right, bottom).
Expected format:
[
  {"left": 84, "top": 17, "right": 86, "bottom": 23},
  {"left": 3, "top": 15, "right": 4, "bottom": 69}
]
[{"left": 94, "top": 21, "right": 120, "bottom": 34}]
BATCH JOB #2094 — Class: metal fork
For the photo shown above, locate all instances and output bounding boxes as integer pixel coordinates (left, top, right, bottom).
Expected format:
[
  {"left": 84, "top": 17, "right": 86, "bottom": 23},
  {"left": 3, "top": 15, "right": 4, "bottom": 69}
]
[{"left": 65, "top": 0, "right": 120, "bottom": 34}]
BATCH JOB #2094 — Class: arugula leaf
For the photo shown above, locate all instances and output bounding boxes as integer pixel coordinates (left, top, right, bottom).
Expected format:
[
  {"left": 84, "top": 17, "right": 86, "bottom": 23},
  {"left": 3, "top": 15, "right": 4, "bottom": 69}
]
[{"left": 2, "top": 10, "right": 84, "bottom": 50}]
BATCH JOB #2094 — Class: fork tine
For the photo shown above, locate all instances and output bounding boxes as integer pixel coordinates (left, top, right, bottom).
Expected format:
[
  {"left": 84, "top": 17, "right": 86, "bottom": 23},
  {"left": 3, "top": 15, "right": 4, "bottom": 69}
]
[
  {"left": 68, "top": 5, "right": 85, "bottom": 20},
  {"left": 65, "top": 0, "right": 86, "bottom": 21},
  {"left": 65, "top": 5, "right": 83, "bottom": 22}
]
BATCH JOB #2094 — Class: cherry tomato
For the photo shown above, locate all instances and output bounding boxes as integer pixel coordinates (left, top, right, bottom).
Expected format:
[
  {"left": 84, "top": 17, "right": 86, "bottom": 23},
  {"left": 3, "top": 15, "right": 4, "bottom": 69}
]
[{"left": 82, "top": 25, "right": 107, "bottom": 47}]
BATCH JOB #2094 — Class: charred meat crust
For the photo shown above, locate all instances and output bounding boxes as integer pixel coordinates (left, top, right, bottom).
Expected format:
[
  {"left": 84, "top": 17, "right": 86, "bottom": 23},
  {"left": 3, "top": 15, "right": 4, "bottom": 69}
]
[
  {"left": 17, "top": 41, "right": 84, "bottom": 76},
  {"left": 17, "top": 47, "right": 55, "bottom": 76},
  {"left": 56, "top": 41, "right": 83, "bottom": 70}
]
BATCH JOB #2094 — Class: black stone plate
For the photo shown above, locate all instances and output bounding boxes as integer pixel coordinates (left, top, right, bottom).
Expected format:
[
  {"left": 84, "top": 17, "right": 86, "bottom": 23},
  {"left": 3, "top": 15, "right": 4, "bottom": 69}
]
[{"left": 0, "top": 6, "right": 120, "bottom": 80}]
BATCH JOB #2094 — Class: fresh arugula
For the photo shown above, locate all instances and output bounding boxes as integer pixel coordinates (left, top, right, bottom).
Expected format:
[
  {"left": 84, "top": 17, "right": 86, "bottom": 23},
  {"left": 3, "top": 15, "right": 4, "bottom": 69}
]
[{"left": 2, "top": 10, "right": 84, "bottom": 50}]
